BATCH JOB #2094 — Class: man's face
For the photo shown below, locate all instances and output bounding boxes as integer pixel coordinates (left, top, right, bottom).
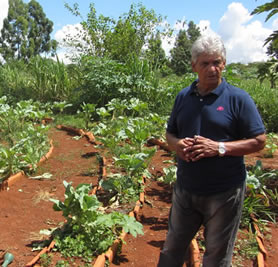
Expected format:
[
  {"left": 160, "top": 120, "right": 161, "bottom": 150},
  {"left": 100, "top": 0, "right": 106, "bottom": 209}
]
[{"left": 191, "top": 53, "right": 226, "bottom": 89}]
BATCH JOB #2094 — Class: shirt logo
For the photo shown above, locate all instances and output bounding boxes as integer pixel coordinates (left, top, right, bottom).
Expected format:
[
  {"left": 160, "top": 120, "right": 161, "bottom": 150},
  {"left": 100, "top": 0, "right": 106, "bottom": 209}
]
[{"left": 217, "top": 106, "right": 224, "bottom": 111}]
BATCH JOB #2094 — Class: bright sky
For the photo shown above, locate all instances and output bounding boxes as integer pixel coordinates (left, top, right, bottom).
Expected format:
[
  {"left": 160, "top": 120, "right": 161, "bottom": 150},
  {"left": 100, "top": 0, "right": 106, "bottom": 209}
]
[{"left": 0, "top": 0, "right": 278, "bottom": 64}]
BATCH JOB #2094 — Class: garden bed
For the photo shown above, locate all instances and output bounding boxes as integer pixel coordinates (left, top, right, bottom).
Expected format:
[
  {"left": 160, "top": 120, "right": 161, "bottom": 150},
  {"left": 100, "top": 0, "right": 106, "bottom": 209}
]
[{"left": 0, "top": 127, "right": 278, "bottom": 266}]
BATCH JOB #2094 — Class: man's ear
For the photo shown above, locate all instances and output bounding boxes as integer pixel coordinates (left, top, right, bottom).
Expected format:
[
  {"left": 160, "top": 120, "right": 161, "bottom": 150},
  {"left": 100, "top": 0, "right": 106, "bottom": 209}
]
[{"left": 222, "top": 60, "right": 226, "bottom": 70}]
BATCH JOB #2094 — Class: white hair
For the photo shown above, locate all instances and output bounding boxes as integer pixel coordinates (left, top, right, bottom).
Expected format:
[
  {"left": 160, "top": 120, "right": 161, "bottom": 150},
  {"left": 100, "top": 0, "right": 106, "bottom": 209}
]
[{"left": 191, "top": 34, "right": 226, "bottom": 63}]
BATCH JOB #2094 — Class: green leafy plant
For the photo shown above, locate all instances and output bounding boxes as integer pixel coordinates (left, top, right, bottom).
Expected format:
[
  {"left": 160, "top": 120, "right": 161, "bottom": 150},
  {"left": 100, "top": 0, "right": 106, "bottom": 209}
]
[
  {"left": 234, "top": 230, "right": 259, "bottom": 262},
  {"left": 264, "top": 132, "right": 278, "bottom": 158},
  {"left": 114, "top": 149, "right": 156, "bottom": 177},
  {"left": 55, "top": 260, "right": 70, "bottom": 267},
  {"left": 159, "top": 165, "right": 177, "bottom": 185},
  {"left": 50, "top": 181, "right": 143, "bottom": 261},
  {"left": 246, "top": 160, "right": 278, "bottom": 188},
  {"left": 101, "top": 149, "right": 155, "bottom": 204},
  {"left": 0, "top": 97, "right": 51, "bottom": 182},
  {"left": 106, "top": 98, "right": 128, "bottom": 120},
  {"left": 100, "top": 173, "right": 142, "bottom": 204},
  {"left": 242, "top": 160, "right": 277, "bottom": 227},
  {"left": 77, "top": 102, "right": 96, "bottom": 129},
  {"left": 39, "top": 253, "right": 53, "bottom": 267},
  {"left": 0, "top": 147, "right": 20, "bottom": 183},
  {"left": 125, "top": 118, "right": 152, "bottom": 151}
]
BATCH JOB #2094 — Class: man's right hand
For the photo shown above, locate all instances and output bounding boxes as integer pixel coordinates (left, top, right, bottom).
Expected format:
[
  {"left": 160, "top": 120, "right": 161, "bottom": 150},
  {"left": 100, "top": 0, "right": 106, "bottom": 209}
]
[{"left": 176, "top": 137, "right": 195, "bottom": 162}]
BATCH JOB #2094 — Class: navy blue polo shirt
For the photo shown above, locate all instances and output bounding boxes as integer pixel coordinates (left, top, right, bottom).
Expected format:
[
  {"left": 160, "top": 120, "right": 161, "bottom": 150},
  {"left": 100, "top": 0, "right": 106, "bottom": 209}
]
[{"left": 167, "top": 78, "right": 265, "bottom": 195}]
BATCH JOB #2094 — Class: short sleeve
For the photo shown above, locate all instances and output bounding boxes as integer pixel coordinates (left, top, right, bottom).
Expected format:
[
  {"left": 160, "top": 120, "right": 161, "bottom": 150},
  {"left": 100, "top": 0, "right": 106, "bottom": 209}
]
[{"left": 237, "top": 93, "right": 265, "bottom": 138}]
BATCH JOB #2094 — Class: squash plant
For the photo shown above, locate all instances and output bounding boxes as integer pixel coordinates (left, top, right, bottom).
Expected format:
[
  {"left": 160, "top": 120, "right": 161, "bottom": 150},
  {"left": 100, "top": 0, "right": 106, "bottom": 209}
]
[
  {"left": 51, "top": 181, "right": 143, "bottom": 262},
  {"left": 100, "top": 149, "right": 155, "bottom": 204},
  {"left": 91, "top": 98, "right": 161, "bottom": 204}
]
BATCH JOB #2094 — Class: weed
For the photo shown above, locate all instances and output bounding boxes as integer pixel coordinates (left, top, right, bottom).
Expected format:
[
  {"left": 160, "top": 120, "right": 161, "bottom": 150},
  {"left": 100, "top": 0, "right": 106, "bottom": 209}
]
[
  {"left": 234, "top": 231, "right": 259, "bottom": 261},
  {"left": 55, "top": 260, "right": 70, "bottom": 267},
  {"left": 40, "top": 253, "right": 52, "bottom": 267}
]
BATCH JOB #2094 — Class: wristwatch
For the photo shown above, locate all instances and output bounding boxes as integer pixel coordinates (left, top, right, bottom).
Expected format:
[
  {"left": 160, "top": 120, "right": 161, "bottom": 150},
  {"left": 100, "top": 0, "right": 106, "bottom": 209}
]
[{"left": 218, "top": 142, "right": 226, "bottom": 157}]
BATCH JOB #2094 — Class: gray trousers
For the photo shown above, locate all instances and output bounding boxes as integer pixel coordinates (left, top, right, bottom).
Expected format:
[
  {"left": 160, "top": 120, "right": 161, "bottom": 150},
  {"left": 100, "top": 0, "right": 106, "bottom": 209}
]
[{"left": 157, "top": 182, "right": 246, "bottom": 267}]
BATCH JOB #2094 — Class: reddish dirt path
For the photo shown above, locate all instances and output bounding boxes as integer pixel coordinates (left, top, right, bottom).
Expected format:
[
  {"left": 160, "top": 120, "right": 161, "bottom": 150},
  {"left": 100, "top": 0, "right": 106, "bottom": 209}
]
[
  {"left": 110, "top": 180, "right": 172, "bottom": 267},
  {"left": 0, "top": 128, "right": 99, "bottom": 266},
  {"left": 0, "top": 127, "right": 277, "bottom": 266},
  {"left": 110, "top": 148, "right": 278, "bottom": 267}
]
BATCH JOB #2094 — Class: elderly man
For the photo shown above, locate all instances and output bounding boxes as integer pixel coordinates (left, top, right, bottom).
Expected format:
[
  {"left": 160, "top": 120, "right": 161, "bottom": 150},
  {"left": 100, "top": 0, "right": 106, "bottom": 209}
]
[{"left": 157, "top": 34, "right": 266, "bottom": 267}]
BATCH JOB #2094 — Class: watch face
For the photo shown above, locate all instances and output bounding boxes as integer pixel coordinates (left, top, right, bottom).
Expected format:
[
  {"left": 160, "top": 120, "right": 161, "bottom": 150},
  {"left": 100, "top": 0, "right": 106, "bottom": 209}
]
[
  {"left": 219, "top": 147, "right": 225, "bottom": 154},
  {"left": 219, "top": 142, "right": 226, "bottom": 156}
]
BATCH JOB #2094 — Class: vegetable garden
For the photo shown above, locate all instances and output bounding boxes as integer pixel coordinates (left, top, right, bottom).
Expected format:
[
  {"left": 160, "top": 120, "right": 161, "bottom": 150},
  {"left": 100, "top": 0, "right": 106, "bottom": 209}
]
[
  {"left": 0, "top": 77, "right": 278, "bottom": 266},
  {"left": 1, "top": 1, "right": 278, "bottom": 266}
]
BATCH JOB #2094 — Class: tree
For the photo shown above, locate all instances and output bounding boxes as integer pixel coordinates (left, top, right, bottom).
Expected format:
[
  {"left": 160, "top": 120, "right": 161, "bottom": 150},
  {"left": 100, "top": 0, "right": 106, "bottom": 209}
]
[
  {"left": 251, "top": 0, "right": 278, "bottom": 46},
  {"left": 106, "top": 3, "right": 166, "bottom": 62},
  {"left": 257, "top": 59, "right": 278, "bottom": 88},
  {"left": 170, "top": 21, "right": 200, "bottom": 75},
  {"left": 0, "top": 0, "right": 57, "bottom": 62},
  {"left": 64, "top": 2, "right": 114, "bottom": 58},
  {"left": 27, "top": 0, "right": 57, "bottom": 57},
  {"left": 64, "top": 2, "right": 170, "bottom": 62},
  {"left": 252, "top": 1, "right": 278, "bottom": 87},
  {"left": 252, "top": 0, "right": 278, "bottom": 58},
  {"left": 144, "top": 32, "right": 166, "bottom": 70},
  {"left": 266, "top": 39, "right": 278, "bottom": 59}
]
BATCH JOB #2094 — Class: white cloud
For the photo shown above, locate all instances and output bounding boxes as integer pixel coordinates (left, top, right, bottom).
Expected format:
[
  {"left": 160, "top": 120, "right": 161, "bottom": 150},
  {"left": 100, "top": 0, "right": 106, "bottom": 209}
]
[
  {"left": 272, "top": 18, "right": 278, "bottom": 30},
  {"left": 161, "top": 2, "right": 274, "bottom": 64},
  {"left": 0, "top": 0, "right": 275, "bottom": 64},
  {"left": 198, "top": 20, "right": 215, "bottom": 35},
  {"left": 218, "top": 2, "right": 271, "bottom": 63},
  {"left": 0, "top": 0, "right": 9, "bottom": 31},
  {"left": 54, "top": 23, "right": 92, "bottom": 64},
  {"left": 161, "top": 33, "right": 175, "bottom": 57},
  {"left": 55, "top": 24, "right": 83, "bottom": 46},
  {"left": 219, "top": 2, "right": 252, "bottom": 40},
  {"left": 161, "top": 18, "right": 187, "bottom": 57}
]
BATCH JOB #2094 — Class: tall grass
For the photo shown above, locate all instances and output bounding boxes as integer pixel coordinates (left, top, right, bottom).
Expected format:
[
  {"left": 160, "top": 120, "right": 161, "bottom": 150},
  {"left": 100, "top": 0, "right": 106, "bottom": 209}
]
[
  {"left": 0, "top": 61, "right": 31, "bottom": 101},
  {"left": 236, "top": 79, "right": 278, "bottom": 132},
  {"left": 0, "top": 56, "right": 76, "bottom": 103},
  {"left": 0, "top": 57, "right": 278, "bottom": 133},
  {"left": 28, "top": 56, "right": 74, "bottom": 102}
]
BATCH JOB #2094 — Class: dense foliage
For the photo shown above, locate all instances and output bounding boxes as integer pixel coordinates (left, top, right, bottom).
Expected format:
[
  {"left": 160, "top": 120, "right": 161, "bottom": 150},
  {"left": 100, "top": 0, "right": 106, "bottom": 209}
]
[
  {"left": 0, "top": 1, "right": 278, "bottom": 264},
  {"left": 51, "top": 181, "right": 143, "bottom": 261},
  {"left": 170, "top": 21, "right": 200, "bottom": 75},
  {"left": 0, "top": 97, "right": 52, "bottom": 181},
  {"left": 63, "top": 2, "right": 170, "bottom": 63},
  {"left": 0, "top": 57, "right": 76, "bottom": 103},
  {"left": 0, "top": 0, "right": 57, "bottom": 62},
  {"left": 251, "top": 0, "right": 278, "bottom": 89}
]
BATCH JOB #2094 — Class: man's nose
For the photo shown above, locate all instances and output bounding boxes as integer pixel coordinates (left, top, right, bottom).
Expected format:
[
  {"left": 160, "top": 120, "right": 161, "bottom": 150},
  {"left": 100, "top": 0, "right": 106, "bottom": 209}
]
[{"left": 208, "top": 64, "right": 217, "bottom": 71}]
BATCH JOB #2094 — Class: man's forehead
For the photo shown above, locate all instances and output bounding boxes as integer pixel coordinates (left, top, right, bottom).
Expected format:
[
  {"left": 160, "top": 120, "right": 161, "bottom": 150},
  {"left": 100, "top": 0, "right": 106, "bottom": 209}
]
[
  {"left": 198, "top": 53, "right": 223, "bottom": 60},
  {"left": 196, "top": 53, "right": 225, "bottom": 63}
]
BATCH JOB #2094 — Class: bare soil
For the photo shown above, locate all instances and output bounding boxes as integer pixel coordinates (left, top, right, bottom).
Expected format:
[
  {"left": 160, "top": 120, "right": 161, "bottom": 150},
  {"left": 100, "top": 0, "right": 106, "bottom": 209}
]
[{"left": 0, "top": 127, "right": 277, "bottom": 267}]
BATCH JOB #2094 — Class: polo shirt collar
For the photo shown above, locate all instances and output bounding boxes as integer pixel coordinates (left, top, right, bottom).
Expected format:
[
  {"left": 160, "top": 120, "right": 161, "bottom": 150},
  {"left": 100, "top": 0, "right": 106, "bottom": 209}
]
[{"left": 190, "top": 78, "right": 227, "bottom": 96}]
